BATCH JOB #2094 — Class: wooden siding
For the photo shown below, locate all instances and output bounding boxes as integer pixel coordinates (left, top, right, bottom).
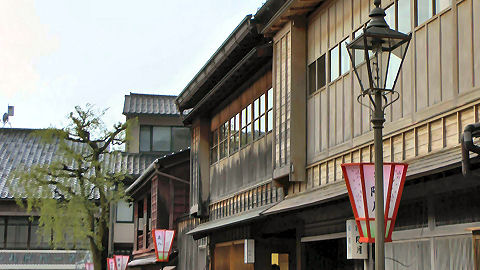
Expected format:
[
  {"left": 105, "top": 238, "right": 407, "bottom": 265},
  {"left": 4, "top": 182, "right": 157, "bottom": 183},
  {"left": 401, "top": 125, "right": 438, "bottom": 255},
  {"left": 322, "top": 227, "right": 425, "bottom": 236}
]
[
  {"left": 209, "top": 134, "right": 273, "bottom": 202},
  {"left": 290, "top": 102, "right": 480, "bottom": 194},
  {"left": 209, "top": 181, "right": 283, "bottom": 221},
  {"left": 273, "top": 26, "right": 292, "bottom": 171},
  {"left": 305, "top": 0, "right": 480, "bottom": 166}
]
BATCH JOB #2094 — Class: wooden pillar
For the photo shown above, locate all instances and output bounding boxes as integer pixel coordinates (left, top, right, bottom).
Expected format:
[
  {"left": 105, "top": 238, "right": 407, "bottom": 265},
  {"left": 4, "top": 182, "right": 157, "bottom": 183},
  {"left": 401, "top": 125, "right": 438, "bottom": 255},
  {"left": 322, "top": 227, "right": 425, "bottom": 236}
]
[
  {"left": 151, "top": 176, "right": 158, "bottom": 230},
  {"left": 133, "top": 201, "right": 138, "bottom": 251},
  {"left": 143, "top": 198, "right": 147, "bottom": 250},
  {"left": 169, "top": 179, "right": 174, "bottom": 229}
]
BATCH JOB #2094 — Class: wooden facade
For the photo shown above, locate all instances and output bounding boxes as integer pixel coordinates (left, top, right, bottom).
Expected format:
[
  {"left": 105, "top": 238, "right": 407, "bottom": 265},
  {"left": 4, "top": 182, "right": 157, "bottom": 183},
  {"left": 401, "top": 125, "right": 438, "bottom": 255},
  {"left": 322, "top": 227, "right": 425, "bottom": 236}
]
[{"left": 177, "top": 0, "right": 480, "bottom": 269}]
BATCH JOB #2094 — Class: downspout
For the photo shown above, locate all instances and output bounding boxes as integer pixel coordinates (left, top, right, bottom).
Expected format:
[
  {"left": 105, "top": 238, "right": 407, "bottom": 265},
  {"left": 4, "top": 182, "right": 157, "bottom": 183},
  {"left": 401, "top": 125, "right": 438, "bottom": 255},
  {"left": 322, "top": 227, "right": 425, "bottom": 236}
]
[{"left": 461, "top": 123, "right": 480, "bottom": 177}]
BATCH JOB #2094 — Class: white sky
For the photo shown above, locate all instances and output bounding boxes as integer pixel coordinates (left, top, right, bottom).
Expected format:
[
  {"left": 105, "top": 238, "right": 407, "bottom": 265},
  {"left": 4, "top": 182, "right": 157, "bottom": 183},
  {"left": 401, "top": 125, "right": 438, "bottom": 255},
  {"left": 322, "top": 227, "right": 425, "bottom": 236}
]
[{"left": 0, "top": 0, "right": 263, "bottom": 129}]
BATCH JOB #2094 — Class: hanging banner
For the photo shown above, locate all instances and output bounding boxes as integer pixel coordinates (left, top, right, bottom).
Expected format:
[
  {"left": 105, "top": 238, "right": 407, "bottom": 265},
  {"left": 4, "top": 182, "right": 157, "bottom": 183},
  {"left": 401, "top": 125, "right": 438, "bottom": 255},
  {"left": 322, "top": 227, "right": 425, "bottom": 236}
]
[
  {"left": 113, "top": 255, "right": 129, "bottom": 270},
  {"left": 85, "top": 262, "right": 94, "bottom": 270},
  {"left": 244, "top": 239, "right": 255, "bottom": 263},
  {"left": 152, "top": 229, "right": 176, "bottom": 262},
  {"left": 107, "top": 258, "right": 116, "bottom": 270}
]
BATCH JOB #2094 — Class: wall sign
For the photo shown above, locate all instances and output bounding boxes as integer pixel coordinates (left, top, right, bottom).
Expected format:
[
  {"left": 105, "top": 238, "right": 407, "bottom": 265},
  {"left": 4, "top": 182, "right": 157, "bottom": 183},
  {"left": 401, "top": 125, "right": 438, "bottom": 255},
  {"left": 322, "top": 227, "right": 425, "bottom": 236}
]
[
  {"left": 244, "top": 239, "right": 255, "bottom": 264},
  {"left": 346, "top": 219, "right": 368, "bottom": 259}
]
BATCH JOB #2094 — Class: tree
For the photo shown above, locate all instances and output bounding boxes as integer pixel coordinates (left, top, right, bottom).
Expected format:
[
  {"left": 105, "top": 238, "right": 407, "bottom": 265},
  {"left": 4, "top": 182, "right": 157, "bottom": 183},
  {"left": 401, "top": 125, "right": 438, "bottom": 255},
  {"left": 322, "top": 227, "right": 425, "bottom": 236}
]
[{"left": 10, "top": 104, "right": 133, "bottom": 270}]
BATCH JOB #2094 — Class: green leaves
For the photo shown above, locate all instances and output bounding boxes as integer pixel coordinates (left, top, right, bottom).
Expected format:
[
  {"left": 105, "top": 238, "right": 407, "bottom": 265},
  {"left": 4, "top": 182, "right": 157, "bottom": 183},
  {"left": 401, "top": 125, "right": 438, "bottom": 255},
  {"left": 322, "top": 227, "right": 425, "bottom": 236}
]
[{"left": 9, "top": 104, "right": 133, "bottom": 257}]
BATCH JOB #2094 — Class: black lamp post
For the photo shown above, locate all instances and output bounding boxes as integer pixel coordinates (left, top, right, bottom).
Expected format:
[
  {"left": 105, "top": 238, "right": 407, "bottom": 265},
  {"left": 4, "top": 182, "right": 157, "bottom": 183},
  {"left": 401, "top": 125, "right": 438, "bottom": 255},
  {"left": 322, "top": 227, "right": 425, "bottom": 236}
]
[{"left": 346, "top": 1, "right": 411, "bottom": 270}]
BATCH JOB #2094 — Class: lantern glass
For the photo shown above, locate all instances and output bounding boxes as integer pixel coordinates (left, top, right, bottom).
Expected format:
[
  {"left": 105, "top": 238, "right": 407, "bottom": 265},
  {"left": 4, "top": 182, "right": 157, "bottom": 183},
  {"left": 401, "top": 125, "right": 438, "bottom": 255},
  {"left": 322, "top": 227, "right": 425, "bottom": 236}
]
[{"left": 347, "top": 27, "right": 411, "bottom": 95}]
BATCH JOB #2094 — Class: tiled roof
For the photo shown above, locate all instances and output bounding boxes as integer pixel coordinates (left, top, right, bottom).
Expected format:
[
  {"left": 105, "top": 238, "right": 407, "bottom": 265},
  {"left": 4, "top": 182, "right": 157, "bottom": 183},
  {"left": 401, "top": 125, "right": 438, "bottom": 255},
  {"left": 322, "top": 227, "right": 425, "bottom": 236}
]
[
  {"left": 123, "top": 93, "right": 180, "bottom": 115},
  {"left": 0, "top": 128, "right": 158, "bottom": 199}
]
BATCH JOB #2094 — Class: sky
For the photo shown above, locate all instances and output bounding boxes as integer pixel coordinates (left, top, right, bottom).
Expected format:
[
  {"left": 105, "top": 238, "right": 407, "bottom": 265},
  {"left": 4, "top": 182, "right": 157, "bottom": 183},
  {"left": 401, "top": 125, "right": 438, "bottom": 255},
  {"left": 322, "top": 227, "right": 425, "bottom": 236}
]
[{"left": 0, "top": 0, "right": 263, "bottom": 129}]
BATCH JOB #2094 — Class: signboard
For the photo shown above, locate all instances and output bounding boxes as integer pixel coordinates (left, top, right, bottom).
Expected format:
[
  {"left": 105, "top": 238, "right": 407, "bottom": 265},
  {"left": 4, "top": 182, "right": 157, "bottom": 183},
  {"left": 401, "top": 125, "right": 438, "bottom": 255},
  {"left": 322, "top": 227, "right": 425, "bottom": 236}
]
[
  {"left": 113, "top": 255, "right": 129, "bottom": 270},
  {"left": 346, "top": 219, "right": 368, "bottom": 259},
  {"left": 152, "top": 229, "right": 175, "bottom": 262},
  {"left": 107, "top": 258, "right": 116, "bottom": 270},
  {"left": 85, "top": 262, "right": 94, "bottom": 270},
  {"left": 244, "top": 239, "right": 255, "bottom": 264}
]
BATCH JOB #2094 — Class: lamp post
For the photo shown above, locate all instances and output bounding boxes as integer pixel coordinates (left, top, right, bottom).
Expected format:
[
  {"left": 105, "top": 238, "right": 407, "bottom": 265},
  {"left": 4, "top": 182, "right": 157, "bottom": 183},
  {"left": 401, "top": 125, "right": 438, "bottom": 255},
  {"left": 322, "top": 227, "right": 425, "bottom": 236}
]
[{"left": 345, "top": 1, "right": 411, "bottom": 270}]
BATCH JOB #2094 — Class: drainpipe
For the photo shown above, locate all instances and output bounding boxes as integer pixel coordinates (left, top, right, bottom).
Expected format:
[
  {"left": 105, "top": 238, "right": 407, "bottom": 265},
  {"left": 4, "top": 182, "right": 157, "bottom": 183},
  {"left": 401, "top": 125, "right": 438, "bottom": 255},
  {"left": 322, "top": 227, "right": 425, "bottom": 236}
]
[{"left": 461, "top": 123, "right": 480, "bottom": 177}]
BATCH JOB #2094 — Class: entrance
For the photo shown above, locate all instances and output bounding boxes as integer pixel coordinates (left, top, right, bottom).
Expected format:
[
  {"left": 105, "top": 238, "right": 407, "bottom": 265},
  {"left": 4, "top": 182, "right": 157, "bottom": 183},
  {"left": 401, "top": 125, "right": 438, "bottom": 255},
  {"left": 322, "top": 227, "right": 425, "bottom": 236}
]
[
  {"left": 304, "top": 238, "right": 361, "bottom": 270},
  {"left": 213, "top": 240, "right": 253, "bottom": 270},
  {"left": 271, "top": 253, "right": 288, "bottom": 270}
]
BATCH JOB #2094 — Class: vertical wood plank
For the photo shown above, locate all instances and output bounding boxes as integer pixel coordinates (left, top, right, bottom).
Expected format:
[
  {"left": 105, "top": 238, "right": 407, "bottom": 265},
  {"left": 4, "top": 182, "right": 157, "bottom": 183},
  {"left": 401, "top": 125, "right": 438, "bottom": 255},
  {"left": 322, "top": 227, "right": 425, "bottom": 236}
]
[
  {"left": 336, "top": 80, "right": 344, "bottom": 144},
  {"left": 321, "top": 12, "right": 329, "bottom": 55},
  {"left": 329, "top": 87, "right": 336, "bottom": 146},
  {"left": 307, "top": 20, "right": 315, "bottom": 64},
  {"left": 321, "top": 163, "right": 328, "bottom": 185},
  {"left": 307, "top": 97, "right": 315, "bottom": 159},
  {"left": 336, "top": 0, "right": 344, "bottom": 41},
  {"left": 344, "top": 74, "right": 353, "bottom": 141},
  {"left": 344, "top": 0, "right": 352, "bottom": 35},
  {"left": 430, "top": 119, "right": 443, "bottom": 152},
  {"left": 402, "top": 43, "right": 413, "bottom": 117},
  {"left": 321, "top": 89, "right": 328, "bottom": 150},
  {"left": 427, "top": 19, "right": 441, "bottom": 106},
  {"left": 329, "top": 5, "right": 337, "bottom": 47},
  {"left": 352, "top": 0, "right": 362, "bottom": 30},
  {"left": 457, "top": 0, "right": 473, "bottom": 93},
  {"left": 474, "top": 0, "right": 480, "bottom": 87},
  {"left": 314, "top": 93, "right": 321, "bottom": 154},
  {"left": 314, "top": 165, "right": 320, "bottom": 187},
  {"left": 415, "top": 26, "right": 428, "bottom": 111},
  {"left": 440, "top": 11, "right": 454, "bottom": 101},
  {"left": 315, "top": 16, "right": 321, "bottom": 60}
]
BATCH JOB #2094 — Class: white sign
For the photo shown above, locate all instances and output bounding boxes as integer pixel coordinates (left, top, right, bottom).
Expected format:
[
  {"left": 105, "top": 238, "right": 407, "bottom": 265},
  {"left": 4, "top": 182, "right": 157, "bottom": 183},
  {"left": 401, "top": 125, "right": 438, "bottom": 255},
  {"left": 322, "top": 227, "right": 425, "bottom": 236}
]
[
  {"left": 346, "top": 219, "right": 368, "bottom": 259},
  {"left": 244, "top": 239, "right": 255, "bottom": 264},
  {"left": 85, "top": 263, "right": 94, "bottom": 270}
]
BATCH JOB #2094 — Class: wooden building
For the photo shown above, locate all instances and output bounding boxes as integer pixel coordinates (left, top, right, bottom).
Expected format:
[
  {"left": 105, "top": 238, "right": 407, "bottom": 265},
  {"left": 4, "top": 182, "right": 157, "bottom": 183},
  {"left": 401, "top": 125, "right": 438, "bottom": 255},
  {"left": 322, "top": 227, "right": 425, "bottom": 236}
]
[
  {"left": 178, "top": 0, "right": 480, "bottom": 269},
  {"left": 126, "top": 149, "right": 191, "bottom": 270}
]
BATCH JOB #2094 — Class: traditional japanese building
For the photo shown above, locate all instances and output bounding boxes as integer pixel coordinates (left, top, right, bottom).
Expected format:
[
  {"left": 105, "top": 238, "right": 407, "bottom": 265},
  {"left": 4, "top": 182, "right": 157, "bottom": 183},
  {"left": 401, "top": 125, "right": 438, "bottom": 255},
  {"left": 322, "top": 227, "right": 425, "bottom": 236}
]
[{"left": 179, "top": 0, "right": 480, "bottom": 269}]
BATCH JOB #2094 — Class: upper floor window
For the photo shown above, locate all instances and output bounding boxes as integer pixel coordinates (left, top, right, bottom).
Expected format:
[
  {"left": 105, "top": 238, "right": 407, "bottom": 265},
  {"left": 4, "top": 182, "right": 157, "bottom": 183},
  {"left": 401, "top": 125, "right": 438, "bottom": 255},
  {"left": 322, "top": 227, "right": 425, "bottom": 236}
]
[
  {"left": 210, "top": 88, "right": 273, "bottom": 164},
  {"left": 329, "top": 38, "right": 349, "bottom": 82},
  {"left": 416, "top": 0, "right": 451, "bottom": 26},
  {"left": 140, "top": 126, "right": 190, "bottom": 152},
  {"left": 116, "top": 201, "right": 133, "bottom": 223},
  {"left": 308, "top": 54, "right": 326, "bottom": 95}
]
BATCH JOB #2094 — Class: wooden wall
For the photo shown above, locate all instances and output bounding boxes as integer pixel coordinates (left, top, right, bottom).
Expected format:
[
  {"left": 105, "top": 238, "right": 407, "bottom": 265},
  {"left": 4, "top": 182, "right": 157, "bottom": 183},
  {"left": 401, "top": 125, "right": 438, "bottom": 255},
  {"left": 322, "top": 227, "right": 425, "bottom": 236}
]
[{"left": 303, "top": 0, "right": 480, "bottom": 187}]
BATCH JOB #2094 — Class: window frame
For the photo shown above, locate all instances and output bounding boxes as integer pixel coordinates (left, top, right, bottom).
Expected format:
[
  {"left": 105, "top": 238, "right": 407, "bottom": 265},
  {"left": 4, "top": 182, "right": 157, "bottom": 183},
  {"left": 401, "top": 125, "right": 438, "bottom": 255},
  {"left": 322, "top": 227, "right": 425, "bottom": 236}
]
[
  {"left": 415, "top": 0, "right": 451, "bottom": 27},
  {"left": 116, "top": 201, "right": 134, "bottom": 223},
  {"left": 210, "top": 88, "right": 274, "bottom": 165}
]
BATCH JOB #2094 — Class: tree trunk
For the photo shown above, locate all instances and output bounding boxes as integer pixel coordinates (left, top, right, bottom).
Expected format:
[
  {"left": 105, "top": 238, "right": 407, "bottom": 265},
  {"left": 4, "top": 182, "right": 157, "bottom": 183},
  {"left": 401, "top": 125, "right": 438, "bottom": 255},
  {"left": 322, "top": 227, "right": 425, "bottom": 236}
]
[{"left": 90, "top": 238, "right": 103, "bottom": 270}]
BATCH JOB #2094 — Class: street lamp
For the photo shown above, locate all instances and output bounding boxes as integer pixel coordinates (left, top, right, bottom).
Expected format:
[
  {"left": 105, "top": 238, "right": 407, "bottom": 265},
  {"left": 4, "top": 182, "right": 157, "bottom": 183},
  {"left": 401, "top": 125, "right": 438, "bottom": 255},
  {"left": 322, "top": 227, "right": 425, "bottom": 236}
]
[{"left": 345, "top": 1, "right": 411, "bottom": 270}]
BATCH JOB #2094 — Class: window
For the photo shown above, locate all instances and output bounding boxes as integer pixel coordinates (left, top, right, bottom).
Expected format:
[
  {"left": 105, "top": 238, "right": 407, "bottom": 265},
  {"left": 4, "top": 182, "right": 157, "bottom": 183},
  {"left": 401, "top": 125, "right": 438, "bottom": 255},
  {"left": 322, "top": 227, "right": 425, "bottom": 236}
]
[
  {"left": 229, "top": 113, "right": 239, "bottom": 154},
  {"left": 385, "top": 5, "right": 396, "bottom": 31},
  {"left": 172, "top": 127, "right": 190, "bottom": 151},
  {"left": 210, "top": 129, "right": 218, "bottom": 164},
  {"left": 116, "top": 201, "right": 133, "bottom": 223},
  {"left": 6, "top": 217, "right": 29, "bottom": 249},
  {"left": 210, "top": 88, "right": 274, "bottom": 164},
  {"left": 241, "top": 104, "right": 252, "bottom": 147},
  {"left": 308, "top": 54, "right": 326, "bottom": 95},
  {"left": 340, "top": 39, "right": 350, "bottom": 75},
  {"left": 416, "top": 0, "right": 451, "bottom": 26},
  {"left": 219, "top": 122, "right": 229, "bottom": 159},
  {"left": 267, "top": 88, "right": 273, "bottom": 132},
  {"left": 30, "top": 218, "right": 51, "bottom": 249},
  {"left": 152, "top": 126, "right": 170, "bottom": 151},
  {"left": 330, "top": 45, "right": 339, "bottom": 81},
  {"left": 139, "top": 126, "right": 190, "bottom": 152},
  {"left": 353, "top": 28, "right": 365, "bottom": 66},
  {"left": 398, "top": 0, "right": 411, "bottom": 33},
  {"left": 317, "top": 54, "right": 326, "bottom": 89},
  {"left": 308, "top": 62, "right": 317, "bottom": 95}
]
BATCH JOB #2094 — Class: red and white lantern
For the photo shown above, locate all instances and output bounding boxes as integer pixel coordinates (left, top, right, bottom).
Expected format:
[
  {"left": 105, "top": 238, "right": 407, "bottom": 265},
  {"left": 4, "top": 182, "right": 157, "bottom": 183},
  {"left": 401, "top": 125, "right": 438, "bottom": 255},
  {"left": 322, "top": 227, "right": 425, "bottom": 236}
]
[
  {"left": 85, "top": 262, "right": 94, "bottom": 270},
  {"left": 107, "top": 258, "right": 116, "bottom": 270},
  {"left": 341, "top": 163, "right": 408, "bottom": 243},
  {"left": 152, "top": 229, "right": 175, "bottom": 262},
  {"left": 113, "top": 255, "right": 129, "bottom": 270}
]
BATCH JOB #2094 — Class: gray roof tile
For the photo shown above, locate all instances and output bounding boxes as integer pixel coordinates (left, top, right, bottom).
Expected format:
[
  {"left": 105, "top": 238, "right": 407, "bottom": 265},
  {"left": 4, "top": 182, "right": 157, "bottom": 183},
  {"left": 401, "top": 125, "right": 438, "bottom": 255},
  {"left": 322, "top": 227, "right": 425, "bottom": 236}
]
[
  {"left": 123, "top": 93, "right": 180, "bottom": 115},
  {"left": 0, "top": 128, "right": 158, "bottom": 199}
]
